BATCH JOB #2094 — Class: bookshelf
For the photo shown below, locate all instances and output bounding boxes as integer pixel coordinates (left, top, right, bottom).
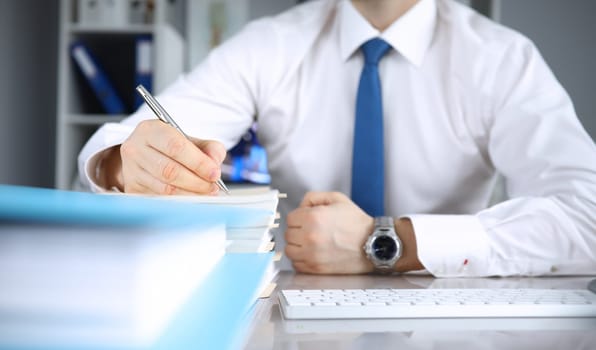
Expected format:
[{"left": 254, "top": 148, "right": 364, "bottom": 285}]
[{"left": 55, "top": 0, "right": 186, "bottom": 189}]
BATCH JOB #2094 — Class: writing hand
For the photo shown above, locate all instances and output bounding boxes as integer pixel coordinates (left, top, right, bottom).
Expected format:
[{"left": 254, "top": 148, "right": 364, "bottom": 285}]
[{"left": 101, "top": 119, "right": 226, "bottom": 195}]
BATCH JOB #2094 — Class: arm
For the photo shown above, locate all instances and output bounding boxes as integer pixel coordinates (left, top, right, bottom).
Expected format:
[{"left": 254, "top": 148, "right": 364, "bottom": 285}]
[
  {"left": 411, "top": 40, "right": 596, "bottom": 277},
  {"left": 93, "top": 125, "right": 226, "bottom": 195},
  {"left": 78, "top": 19, "right": 275, "bottom": 193},
  {"left": 284, "top": 41, "right": 596, "bottom": 277},
  {"left": 284, "top": 191, "right": 423, "bottom": 274}
]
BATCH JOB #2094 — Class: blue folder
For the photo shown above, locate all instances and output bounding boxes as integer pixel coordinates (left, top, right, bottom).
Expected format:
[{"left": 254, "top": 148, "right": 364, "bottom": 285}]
[
  {"left": 0, "top": 253, "right": 274, "bottom": 350},
  {"left": 0, "top": 184, "right": 267, "bottom": 230},
  {"left": 153, "top": 252, "right": 274, "bottom": 350},
  {"left": 70, "top": 41, "right": 126, "bottom": 115},
  {"left": 0, "top": 185, "right": 275, "bottom": 350}
]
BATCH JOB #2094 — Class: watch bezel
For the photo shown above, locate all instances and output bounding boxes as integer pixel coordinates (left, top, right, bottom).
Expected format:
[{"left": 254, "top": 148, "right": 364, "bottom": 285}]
[{"left": 364, "top": 216, "right": 403, "bottom": 272}]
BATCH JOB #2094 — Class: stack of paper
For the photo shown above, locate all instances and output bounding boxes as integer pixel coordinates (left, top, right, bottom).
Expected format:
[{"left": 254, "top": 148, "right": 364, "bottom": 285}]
[
  {"left": 158, "top": 186, "right": 283, "bottom": 253},
  {"left": 0, "top": 185, "right": 271, "bottom": 349},
  {"left": 155, "top": 186, "right": 284, "bottom": 300}
]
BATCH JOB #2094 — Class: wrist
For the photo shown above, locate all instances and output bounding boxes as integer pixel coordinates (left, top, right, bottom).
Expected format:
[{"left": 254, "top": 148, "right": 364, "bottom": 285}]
[
  {"left": 393, "top": 218, "right": 423, "bottom": 272},
  {"left": 98, "top": 146, "right": 124, "bottom": 191}
]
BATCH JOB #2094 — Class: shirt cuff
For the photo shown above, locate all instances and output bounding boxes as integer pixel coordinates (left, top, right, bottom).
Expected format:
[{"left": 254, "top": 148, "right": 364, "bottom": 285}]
[
  {"left": 405, "top": 214, "right": 492, "bottom": 277},
  {"left": 84, "top": 149, "right": 115, "bottom": 193},
  {"left": 78, "top": 123, "right": 134, "bottom": 193}
]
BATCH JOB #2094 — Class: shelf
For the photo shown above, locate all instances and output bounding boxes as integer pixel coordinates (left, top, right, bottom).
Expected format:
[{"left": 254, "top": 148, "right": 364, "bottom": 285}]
[
  {"left": 68, "top": 23, "right": 154, "bottom": 35},
  {"left": 67, "top": 114, "right": 127, "bottom": 125},
  {"left": 55, "top": 0, "right": 186, "bottom": 190}
]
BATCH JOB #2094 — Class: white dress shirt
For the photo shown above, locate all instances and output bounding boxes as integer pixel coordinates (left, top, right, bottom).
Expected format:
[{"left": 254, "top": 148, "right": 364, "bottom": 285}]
[{"left": 79, "top": 0, "right": 596, "bottom": 276}]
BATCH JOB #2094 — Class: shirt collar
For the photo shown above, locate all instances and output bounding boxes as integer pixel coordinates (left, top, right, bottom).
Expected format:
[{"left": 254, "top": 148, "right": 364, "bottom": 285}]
[{"left": 339, "top": 0, "right": 437, "bottom": 67}]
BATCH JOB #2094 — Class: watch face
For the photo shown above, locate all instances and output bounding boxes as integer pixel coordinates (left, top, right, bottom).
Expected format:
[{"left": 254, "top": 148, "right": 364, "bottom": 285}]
[{"left": 372, "top": 236, "right": 398, "bottom": 261}]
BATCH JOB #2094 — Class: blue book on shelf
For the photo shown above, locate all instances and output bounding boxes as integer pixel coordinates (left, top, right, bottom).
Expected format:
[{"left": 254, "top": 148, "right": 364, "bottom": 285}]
[
  {"left": 134, "top": 35, "right": 153, "bottom": 110},
  {"left": 70, "top": 41, "right": 126, "bottom": 115}
]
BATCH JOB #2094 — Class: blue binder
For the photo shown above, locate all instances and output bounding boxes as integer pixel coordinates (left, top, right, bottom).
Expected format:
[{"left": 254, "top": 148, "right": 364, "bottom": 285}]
[
  {"left": 70, "top": 41, "right": 126, "bottom": 115},
  {"left": 0, "top": 252, "right": 275, "bottom": 350},
  {"left": 153, "top": 252, "right": 275, "bottom": 350},
  {"left": 134, "top": 35, "right": 153, "bottom": 110},
  {"left": 0, "top": 185, "right": 275, "bottom": 350},
  {"left": 0, "top": 184, "right": 269, "bottom": 234}
]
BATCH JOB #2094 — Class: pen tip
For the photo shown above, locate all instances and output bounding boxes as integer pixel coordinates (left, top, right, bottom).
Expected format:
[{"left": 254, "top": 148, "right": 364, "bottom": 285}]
[{"left": 217, "top": 179, "right": 231, "bottom": 195}]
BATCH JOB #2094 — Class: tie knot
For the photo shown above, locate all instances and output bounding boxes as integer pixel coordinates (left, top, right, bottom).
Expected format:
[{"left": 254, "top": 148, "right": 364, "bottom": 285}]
[{"left": 361, "top": 38, "right": 392, "bottom": 65}]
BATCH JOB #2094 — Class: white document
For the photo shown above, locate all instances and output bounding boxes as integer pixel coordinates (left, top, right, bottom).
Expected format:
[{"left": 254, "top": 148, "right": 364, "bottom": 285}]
[
  {"left": 107, "top": 186, "right": 281, "bottom": 228},
  {"left": 169, "top": 187, "right": 281, "bottom": 254},
  {"left": 110, "top": 187, "right": 284, "bottom": 254}
]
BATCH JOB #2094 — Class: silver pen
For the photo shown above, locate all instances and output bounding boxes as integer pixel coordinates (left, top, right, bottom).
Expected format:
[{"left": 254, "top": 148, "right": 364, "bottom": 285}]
[{"left": 135, "top": 84, "right": 230, "bottom": 195}]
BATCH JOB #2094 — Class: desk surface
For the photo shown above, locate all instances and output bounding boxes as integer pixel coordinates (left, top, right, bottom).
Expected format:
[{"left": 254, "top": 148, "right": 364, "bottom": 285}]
[{"left": 242, "top": 272, "right": 596, "bottom": 350}]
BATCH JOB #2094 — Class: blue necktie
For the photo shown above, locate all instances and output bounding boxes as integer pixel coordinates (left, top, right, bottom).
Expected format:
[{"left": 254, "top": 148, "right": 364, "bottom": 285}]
[{"left": 351, "top": 38, "right": 392, "bottom": 217}]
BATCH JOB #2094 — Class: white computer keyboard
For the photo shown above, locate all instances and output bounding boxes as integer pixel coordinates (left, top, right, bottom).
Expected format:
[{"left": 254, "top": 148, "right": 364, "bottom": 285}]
[{"left": 278, "top": 288, "right": 596, "bottom": 319}]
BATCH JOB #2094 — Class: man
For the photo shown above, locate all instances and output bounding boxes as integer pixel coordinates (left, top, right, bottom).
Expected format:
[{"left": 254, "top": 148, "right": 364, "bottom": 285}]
[{"left": 79, "top": 0, "right": 596, "bottom": 276}]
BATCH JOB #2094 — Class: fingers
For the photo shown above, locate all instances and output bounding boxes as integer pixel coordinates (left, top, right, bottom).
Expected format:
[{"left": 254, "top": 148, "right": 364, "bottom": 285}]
[
  {"left": 284, "top": 225, "right": 303, "bottom": 246},
  {"left": 121, "top": 161, "right": 173, "bottom": 195},
  {"left": 137, "top": 144, "right": 218, "bottom": 194},
  {"left": 286, "top": 207, "right": 307, "bottom": 229},
  {"left": 285, "top": 210, "right": 330, "bottom": 268},
  {"left": 122, "top": 159, "right": 214, "bottom": 196},
  {"left": 194, "top": 138, "right": 227, "bottom": 166},
  {"left": 299, "top": 191, "right": 348, "bottom": 208},
  {"left": 292, "top": 261, "right": 314, "bottom": 274},
  {"left": 285, "top": 242, "right": 325, "bottom": 274},
  {"left": 284, "top": 242, "right": 305, "bottom": 261},
  {"left": 144, "top": 122, "right": 222, "bottom": 183},
  {"left": 120, "top": 120, "right": 227, "bottom": 195},
  {"left": 284, "top": 213, "right": 313, "bottom": 264}
]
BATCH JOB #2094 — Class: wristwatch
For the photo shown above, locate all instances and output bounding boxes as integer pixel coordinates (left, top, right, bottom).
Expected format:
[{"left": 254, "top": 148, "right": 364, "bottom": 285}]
[{"left": 363, "top": 216, "right": 402, "bottom": 273}]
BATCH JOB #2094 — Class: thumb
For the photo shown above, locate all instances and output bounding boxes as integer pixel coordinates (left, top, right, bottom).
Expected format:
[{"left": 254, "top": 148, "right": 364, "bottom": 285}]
[
  {"left": 193, "top": 139, "right": 227, "bottom": 165},
  {"left": 300, "top": 191, "right": 348, "bottom": 208}
]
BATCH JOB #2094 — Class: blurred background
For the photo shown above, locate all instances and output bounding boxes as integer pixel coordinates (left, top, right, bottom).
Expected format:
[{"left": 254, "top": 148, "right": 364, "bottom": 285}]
[{"left": 0, "top": 0, "right": 594, "bottom": 189}]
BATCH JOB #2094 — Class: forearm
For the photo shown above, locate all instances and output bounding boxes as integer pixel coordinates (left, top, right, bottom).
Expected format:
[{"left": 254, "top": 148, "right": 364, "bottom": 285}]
[
  {"left": 476, "top": 195, "right": 596, "bottom": 276},
  {"left": 408, "top": 195, "right": 596, "bottom": 277},
  {"left": 78, "top": 122, "right": 136, "bottom": 192},
  {"left": 393, "top": 218, "right": 424, "bottom": 273}
]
